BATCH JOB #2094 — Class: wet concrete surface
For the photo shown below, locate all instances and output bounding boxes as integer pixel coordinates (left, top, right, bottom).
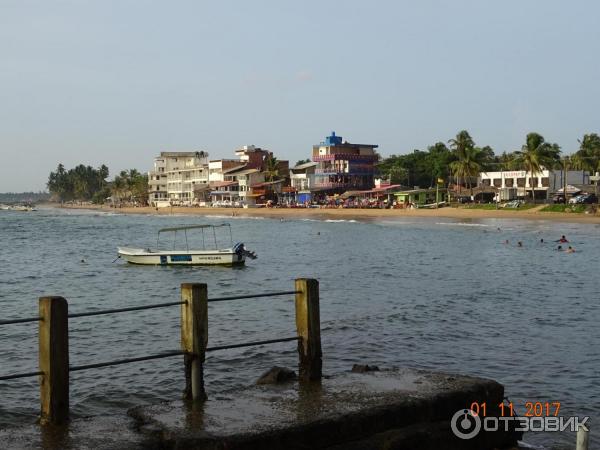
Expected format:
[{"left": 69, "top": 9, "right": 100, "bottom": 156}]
[
  {"left": 0, "top": 368, "right": 519, "bottom": 449},
  {"left": 0, "top": 414, "right": 146, "bottom": 450}
]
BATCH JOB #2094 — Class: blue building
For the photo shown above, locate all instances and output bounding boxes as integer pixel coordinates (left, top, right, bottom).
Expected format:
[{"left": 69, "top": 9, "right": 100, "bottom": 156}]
[{"left": 312, "top": 132, "right": 379, "bottom": 192}]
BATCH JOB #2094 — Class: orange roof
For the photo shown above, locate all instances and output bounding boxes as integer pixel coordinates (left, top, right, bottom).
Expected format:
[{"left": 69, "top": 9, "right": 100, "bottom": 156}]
[{"left": 210, "top": 181, "right": 238, "bottom": 188}]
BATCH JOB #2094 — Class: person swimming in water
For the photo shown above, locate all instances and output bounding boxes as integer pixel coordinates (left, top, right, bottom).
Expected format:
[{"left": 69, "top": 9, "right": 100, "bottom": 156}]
[
  {"left": 517, "top": 241, "right": 523, "bottom": 247},
  {"left": 557, "top": 245, "right": 563, "bottom": 251},
  {"left": 557, "top": 235, "right": 569, "bottom": 243},
  {"left": 566, "top": 246, "right": 575, "bottom": 253}
]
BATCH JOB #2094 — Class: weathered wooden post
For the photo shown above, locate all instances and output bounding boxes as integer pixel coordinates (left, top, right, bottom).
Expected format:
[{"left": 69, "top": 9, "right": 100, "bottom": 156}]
[
  {"left": 180, "top": 283, "right": 208, "bottom": 401},
  {"left": 295, "top": 278, "right": 322, "bottom": 381},
  {"left": 39, "top": 296, "right": 69, "bottom": 425},
  {"left": 576, "top": 425, "right": 589, "bottom": 450}
]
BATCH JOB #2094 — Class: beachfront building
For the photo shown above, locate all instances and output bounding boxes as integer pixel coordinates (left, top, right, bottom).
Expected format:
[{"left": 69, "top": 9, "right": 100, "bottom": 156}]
[
  {"left": 208, "top": 148, "right": 289, "bottom": 205},
  {"left": 312, "top": 132, "right": 379, "bottom": 193},
  {"left": 479, "top": 170, "right": 590, "bottom": 200},
  {"left": 224, "top": 167, "right": 264, "bottom": 206},
  {"left": 148, "top": 151, "right": 209, "bottom": 206},
  {"left": 149, "top": 145, "right": 292, "bottom": 207},
  {"left": 209, "top": 164, "right": 244, "bottom": 205},
  {"left": 289, "top": 161, "right": 317, "bottom": 203},
  {"left": 234, "top": 145, "right": 271, "bottom": 169},
  {"left": 394, "top": 188, "right": 447, "bottom": 207},
  {"left": 251, "top": 180, "right": 285, "bottom": 204}
]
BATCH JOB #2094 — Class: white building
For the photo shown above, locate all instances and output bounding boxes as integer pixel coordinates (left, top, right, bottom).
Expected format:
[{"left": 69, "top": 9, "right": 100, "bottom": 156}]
[
  {"left": 289, "top": 161, "right": 317, "bottom": 203},
  {"left": 149, "top": 145, "right": 289, "bottom": 207},
  {"left": 148, "top": 151, "right": 209, "bottom": 206},
  {"left": 230, "top": 168, "right": 264, "bottom": 205},
  {"left": 479, "top": 170, "right": 590, "bottom": 200},
  {"left": 208, "top": 159, "right": 244, "bottom": 183}
]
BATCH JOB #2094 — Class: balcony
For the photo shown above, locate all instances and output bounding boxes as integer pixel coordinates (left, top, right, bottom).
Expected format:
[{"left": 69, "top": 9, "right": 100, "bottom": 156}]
[
  {"left": 313, "top": 182, "right": 349, "bottom": 189},
  {"left": 312, "top": 153, "right": 378, "bottom": 162},
  {"left": 315, "top": 168, "right": 342, "bottom": 175},
  {"left": 315, "top": 168, "right": 374, "bottom": 175}
]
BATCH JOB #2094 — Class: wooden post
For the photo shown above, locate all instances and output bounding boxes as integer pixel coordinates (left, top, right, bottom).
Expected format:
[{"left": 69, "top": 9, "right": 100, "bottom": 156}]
[
  {"left": 39, "top": 296, "right": 69, "bottom": 425},
  {"left": 576, "top": 425, "right": 589, "bottom": 450},
  {"left": 180, "top": 283, "right": 208, "bottom": 401},
  {"left": 295, "top": 278, "right": 322, "bottom": 381}
]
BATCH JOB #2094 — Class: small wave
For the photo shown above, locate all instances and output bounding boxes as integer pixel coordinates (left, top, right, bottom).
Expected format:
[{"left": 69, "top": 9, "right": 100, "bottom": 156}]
[
  {"left": 297, "top": 218, "right": 358, "bottom": 223},
  {"left": 435, "top": 222, "right": 489, "bottom": 227},
  {"left": 205, "top": 214, "right": 266, "bottom": 220}
]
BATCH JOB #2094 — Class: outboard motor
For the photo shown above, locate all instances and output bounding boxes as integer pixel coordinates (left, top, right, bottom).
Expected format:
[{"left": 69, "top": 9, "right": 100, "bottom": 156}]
[{"left": 234, "top": 243, "right": 257, "bottom": 260}]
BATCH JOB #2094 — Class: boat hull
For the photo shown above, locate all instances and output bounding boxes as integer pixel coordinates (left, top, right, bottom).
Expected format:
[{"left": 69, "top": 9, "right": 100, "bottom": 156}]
[{"left": 117, "top": 247, "right": 246, "bottom": 266}]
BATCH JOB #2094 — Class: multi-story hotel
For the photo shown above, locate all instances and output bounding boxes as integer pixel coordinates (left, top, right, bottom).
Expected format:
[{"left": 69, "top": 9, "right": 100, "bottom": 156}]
[
  {"left": 148, "top": 145, "right": 289, "bottom": 206},
  {"left": 148, "top": 151, "right": 209, "bottom": 206},
  {"left": 312, "top": 132, "right": 378, "bottom": 192}
]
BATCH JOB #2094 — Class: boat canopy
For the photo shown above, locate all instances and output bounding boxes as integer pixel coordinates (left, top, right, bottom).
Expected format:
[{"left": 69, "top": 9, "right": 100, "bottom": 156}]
[
  {"left": 156, "top": 223, "right": 233, "bottom": 251},
  {"left": 158, "top": 223, "right": 231, "bottom": 234}
]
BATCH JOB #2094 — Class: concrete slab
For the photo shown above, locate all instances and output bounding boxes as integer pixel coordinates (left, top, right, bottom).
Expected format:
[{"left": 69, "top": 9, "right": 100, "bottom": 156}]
[
  {"left": 129, "top": 368, "right": 519, "bottom": 449},
  {"left": 0, "top": 368, "right": 520, "bottom": 449},
  {"left": 0, "top": 414, "right": 147, "bottom": 450}
]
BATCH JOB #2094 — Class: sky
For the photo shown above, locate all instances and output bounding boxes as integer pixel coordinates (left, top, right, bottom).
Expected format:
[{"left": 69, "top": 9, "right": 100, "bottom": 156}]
[{"left": 1, "top": 0, "right": 599, "bottom": 192}]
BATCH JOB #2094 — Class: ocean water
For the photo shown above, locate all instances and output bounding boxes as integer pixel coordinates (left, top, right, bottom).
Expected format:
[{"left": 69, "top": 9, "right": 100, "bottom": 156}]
[{"left": 0, "top": 207, "right": 598, "bottom": 449}]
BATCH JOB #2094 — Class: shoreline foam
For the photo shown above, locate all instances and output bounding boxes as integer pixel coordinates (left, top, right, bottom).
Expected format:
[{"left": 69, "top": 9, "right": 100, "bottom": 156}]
[{"left": 48, "top": 203, "right": 600, "bottom": 224}]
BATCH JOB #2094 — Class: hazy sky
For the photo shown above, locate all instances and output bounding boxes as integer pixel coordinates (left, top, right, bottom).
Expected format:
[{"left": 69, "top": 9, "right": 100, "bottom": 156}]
[{"left": 1, "top": 1, "right": 599, "bottom": 191}]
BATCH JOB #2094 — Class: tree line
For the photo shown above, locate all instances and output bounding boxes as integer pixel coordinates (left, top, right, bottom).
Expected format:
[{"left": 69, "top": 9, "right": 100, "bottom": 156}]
[
  {"left": 377, "top": 131, "right": 600, "bottom": 192},
  {"left": 47, "top": 164, "right": 148, "bottom": 204}
]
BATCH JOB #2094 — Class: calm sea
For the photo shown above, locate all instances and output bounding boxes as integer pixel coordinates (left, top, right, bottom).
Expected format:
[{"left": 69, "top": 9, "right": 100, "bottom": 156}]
[{"left": 0, "top": 207, "right": 598, "bottom": 449}]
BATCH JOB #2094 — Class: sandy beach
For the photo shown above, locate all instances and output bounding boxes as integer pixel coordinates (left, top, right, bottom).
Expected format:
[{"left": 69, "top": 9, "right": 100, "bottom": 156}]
[{"left": 55, "top": 203, "right": 600, "bottom": 224}]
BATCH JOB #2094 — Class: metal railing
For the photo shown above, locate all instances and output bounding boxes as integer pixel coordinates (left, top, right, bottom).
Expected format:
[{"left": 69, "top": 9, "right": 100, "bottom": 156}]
[{"left": 0, "top": 279, "right": 321, "bottom": 425}]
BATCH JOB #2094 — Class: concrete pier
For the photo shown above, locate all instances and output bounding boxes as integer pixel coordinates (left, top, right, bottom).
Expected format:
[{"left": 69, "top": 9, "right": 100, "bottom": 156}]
[{"left": 0, "top": 368, "right": 520, "bottom": 449}]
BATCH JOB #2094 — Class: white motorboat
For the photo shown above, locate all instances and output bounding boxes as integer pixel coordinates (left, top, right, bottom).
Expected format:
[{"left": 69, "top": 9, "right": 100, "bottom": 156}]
[
  {"left": 7, "top": 205, "right": 35, "bottom": 211},
  {"left": 117, "top": 223, "right": 256, "bottom": 266}
]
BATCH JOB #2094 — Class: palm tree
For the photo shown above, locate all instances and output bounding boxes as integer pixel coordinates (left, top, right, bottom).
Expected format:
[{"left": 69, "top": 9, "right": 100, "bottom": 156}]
[
  {"left": 264, "top": 154, "right": 279, "bottom": 182},
  {"left": 574, "top": 133, "right": 600, "bottom": 173},
  {"left": 448, "top": 130, "right": 475, "bottom": 192},
  {"left": 449, "top": 147, "right": 487, "bottom": 198},
  {"left": 514, "top": 133, "right": 561, "bottom": 203},
  {"left": 448, "top": 130, "right": 475, "bottom": 159}
]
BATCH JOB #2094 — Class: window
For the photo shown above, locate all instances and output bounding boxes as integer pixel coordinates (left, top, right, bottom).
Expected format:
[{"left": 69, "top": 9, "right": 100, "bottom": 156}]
[
  {"left": 481, "top": 179, "right": 491, "bottom": 186},
  {"left": 505, "top": 178, "right": 514, "bottom": 187},
  {"left": 541, "top": 177, "right": 549, "bottom": 187},
  {"left": 530, "top": 177, "right": 538, "bottom": 188},
  {"left": 493, "top": 179, "right": 501, "bottom": 187},
  {"left": 517, "top": 178, "right": 526, "bottom": 187}
]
